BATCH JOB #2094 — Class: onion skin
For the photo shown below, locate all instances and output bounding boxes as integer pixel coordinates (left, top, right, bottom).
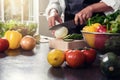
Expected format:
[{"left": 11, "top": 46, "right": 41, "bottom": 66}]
[{"left": 20, "top": 35, "right": 36, "bottom": 50}]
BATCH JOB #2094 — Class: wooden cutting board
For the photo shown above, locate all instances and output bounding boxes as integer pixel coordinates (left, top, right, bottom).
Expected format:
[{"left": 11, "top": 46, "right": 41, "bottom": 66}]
[{"left": 49, "top": 39, "right": 89, "bottom": 51}]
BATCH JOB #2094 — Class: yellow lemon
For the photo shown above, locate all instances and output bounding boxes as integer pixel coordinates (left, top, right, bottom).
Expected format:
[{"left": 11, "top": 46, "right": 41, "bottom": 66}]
[{"left": 47, "top": 49, "right": 65, "bottom": 67}]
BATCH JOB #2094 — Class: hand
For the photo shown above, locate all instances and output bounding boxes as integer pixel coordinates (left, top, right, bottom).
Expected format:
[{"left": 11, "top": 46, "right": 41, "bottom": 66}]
[
  {"left": 48, "top": 12, "right": 62, "bottom": 27},
  {"left": 74, "top": 6, "right": 93, "bottom": 25}
]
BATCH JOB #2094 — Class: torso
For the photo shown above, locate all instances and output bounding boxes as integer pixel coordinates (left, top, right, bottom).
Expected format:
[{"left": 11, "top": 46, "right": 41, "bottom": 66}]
[
  {"left": 64, "top": 0, "right": 102, "bottom": 21},
  {"left": 65, "top": 0, "right": 85, "bottom": 15},
  {"left": 64, "top": 0, "right": 101, "bottom": 34}
]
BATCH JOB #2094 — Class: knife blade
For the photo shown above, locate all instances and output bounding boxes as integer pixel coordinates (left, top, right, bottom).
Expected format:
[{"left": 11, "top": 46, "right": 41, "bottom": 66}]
[{"left": 49, "top": 20, "right": 76, "bottom": 30}]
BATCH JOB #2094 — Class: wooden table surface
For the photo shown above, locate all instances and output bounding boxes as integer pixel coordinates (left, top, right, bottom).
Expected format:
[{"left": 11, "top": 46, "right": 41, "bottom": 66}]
[{"left": 0, "top": 40, "right": 120, "bottom": 80}]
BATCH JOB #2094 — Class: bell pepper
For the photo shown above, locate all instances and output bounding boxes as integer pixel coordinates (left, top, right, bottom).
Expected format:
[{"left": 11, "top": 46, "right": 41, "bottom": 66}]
[
  {"left": 4, "top": 30, "right": 22, "bottom": 49},
  {"left": 92, "top": 23, "right": 101, "bottom": 32},
  {"left": 82, "top": 23, "right": 101, "bottom": 48},
  {"left": 82, "top": 23, "right": 101, "bottom": 32}
]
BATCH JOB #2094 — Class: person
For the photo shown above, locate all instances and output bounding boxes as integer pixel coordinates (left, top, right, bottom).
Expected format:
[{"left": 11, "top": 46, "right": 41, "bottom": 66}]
[{"left": 45, "top": 0, "right": 120, "bottom": 34}]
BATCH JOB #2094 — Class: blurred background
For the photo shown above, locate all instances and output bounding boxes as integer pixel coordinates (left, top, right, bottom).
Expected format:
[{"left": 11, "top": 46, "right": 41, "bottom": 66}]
[{"left": 0, "top": 0, "right": 53, "bottom": 37}]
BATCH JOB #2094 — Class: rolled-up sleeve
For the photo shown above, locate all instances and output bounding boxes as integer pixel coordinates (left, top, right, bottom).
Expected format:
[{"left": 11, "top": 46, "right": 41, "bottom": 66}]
[
  {"left": 45, "top": 0, "right": 62, "bottom": 17},
  {"left": 101, "top": 0, "right": 120, "bottom": 11}
]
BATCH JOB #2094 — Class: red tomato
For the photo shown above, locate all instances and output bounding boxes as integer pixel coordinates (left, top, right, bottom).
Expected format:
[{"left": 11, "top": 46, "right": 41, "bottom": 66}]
[
  {"left": 65, "top": 50, "right": 85, "bottom": 68},
  {"left": 64, "top": 49, "right": 72, "bottom": 60},
  {"left": 0, "top": 38, "right": 9, "bottom": 52},
  {"left": 82, "top": 48, "right": 96, "bottom": 65},
  {"left": 96, "top": 25, "right": 107, "bottom": 33}
]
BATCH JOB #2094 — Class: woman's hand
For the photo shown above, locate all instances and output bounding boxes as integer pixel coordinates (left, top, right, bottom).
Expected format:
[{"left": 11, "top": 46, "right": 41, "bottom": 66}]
[
  {"left": 48, "top": 12, "right": 62, "bottom": 27},
  {"left": 74, "top": 6, "right": 93, "bottom": 25}
]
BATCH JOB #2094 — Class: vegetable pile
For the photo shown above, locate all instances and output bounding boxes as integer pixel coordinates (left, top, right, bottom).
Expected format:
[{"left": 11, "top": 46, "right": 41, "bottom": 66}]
[
  {"left": 82, "top": 10, "right": 120, "bottom": 54},
  {"left": 48, "top": 47, "right": 97, "bottom": 68},
  {"left": 0, "top": 20, "right": 37, "bottom": 37},
  {"left": 81, "top": 10, "right": 120, "bottom": 77},
  {"left": 85, "top": 10, "right": 120, "bottom": 33},
  {"left": 0, "top": 20, "right": 40, "bottom": 53}
]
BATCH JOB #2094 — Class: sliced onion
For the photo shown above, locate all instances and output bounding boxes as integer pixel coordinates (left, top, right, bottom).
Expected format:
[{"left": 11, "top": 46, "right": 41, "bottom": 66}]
[{"left": 54, "top": 27, "right": 68, "bottom": 39}]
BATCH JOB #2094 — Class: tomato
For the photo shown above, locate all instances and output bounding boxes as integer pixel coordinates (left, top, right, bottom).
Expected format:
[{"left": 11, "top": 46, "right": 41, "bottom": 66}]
[
  {"left": 64, "top": 49, "right": 72, "bottom": 61},
  {"left": 65, "top": 49, "right": 85, "bottom": 68},
  {"left": 82, "top": 48, "right": 96, "bottom": 65},
  {"left": 96, "top": 25, "right": 107, "bottom": 33},
  {"left": 0, "top": 38, "right": 9, "bottom": 52}
]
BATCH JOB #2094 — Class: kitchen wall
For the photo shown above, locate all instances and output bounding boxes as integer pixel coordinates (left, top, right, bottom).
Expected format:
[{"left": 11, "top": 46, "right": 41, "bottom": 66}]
[{"left": 39, "top": 0, "right": 53, "bottom": 37}]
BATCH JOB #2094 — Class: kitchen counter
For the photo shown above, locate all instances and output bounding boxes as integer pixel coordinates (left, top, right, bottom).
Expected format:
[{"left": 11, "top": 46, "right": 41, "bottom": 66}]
[{"left": 0, "top": 37, "right": 120, "bottom": 80}]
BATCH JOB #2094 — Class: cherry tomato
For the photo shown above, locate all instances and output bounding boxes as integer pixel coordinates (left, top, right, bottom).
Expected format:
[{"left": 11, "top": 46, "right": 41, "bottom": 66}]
[
  {"left": 65, "top": 49, "right": 85, "bottom": 68},
  {"left": 82, "top": 48, "right": 96, "bottom": 65},
  {"left": 0, "top": 38, "right": 9, "bottom": 52}
]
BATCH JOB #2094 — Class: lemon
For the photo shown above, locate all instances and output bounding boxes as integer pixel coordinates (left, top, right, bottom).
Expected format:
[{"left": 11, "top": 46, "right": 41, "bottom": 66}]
[{"left": 47, "top": 49, "right": 65, "bottom": 67}]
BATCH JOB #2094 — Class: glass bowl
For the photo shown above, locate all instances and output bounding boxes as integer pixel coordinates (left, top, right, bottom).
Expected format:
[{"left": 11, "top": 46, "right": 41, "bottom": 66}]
[{"left": 81, "top": 31, "right": 120, "bottom": 55}]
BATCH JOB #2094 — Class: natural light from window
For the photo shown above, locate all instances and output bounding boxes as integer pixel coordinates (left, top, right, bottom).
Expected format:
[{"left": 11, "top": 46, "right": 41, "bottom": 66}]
[{"left": 0, "top": 0, "right": 39, "bottom": 23}]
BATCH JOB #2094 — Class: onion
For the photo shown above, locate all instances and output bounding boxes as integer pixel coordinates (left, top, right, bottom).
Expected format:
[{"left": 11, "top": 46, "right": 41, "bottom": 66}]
[
  {"left": 20, "top": 35, "right": 36, "bottom": 50},
  {"left": 54, "top": 27, "right": 68, "bottom": 39}
]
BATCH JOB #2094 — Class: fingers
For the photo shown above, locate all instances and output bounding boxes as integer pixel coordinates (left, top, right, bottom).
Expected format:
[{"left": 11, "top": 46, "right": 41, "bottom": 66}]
[
  {"left": 48, "top": 17, "right": 55, "bottom": 27},
  {"left": 48, "top": 16, "right": 63, "bottom": 27},
  {"left": 57, "top": 18, "right": 63, "bottom": 24},
  {"left": 74, "top": 13, "right": 88, "bottom": 25},
  {"left": 74, "top": 14, "right": 79, "bottom": 25},
  {"left": 74, "top": 7, "right": 93, "bottom": 25}
]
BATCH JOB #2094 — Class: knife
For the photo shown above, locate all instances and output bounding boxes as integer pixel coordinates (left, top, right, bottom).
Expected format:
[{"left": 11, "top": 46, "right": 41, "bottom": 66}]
[{"left": 49, "top": 20, "right": 76, "bottom": 30}]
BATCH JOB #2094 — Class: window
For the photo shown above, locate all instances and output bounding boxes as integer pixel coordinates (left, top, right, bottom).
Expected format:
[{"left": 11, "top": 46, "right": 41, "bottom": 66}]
[
  {"left": 0, "top": 0, "right": 4, "bottom": 21},
  {"left": 0, "top": 0, "right": 39, "bottom": 23}
]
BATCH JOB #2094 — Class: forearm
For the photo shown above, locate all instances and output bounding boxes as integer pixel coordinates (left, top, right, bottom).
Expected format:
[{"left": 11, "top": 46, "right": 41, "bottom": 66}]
[
  {"left": 101, "top": 0, "right": 120, "bottom": 11},
  {"left": 87, "top": 2, "right": 113, "bottom": 13}
]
